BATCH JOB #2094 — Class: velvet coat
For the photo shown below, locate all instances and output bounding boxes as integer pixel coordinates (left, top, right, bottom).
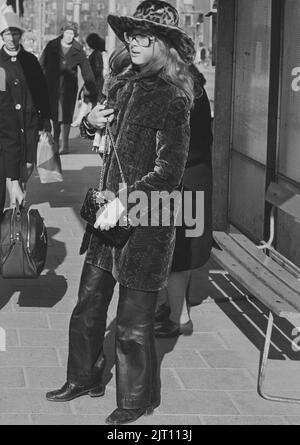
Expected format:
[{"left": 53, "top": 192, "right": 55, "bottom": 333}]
[
  {"left": 83, "top": 67, "right": 191, "bottom": 292},
  {"left": 0, "top": 46, "right": 51, "bottom": 180},
  {"left": 40, "top": 37, "right": 97, "bottom": 123}
]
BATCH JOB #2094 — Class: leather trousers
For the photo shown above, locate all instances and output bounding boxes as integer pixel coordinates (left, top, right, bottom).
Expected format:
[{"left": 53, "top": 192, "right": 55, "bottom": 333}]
[{"left": 67, "top": 263, "right": 159, "bottom": 409}]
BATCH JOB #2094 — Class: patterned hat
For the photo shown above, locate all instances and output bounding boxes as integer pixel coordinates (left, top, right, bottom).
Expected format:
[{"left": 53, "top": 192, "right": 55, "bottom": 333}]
[{"left": 107, "top": 0, "right": 195, "bottom": 64}]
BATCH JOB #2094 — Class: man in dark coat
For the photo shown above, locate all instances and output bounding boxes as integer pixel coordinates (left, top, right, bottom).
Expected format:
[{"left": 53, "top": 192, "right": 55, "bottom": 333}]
[
  {"left": 0, "top": 5, "right": 51, "bottom": 213},
  {"left": 40, "top": 23, "right": 97, "bottom": 154}
]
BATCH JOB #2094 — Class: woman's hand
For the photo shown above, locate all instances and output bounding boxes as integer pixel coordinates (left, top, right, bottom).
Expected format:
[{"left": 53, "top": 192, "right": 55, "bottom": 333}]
[
  {"left": 10, "top": 180, "right": 25, "bottom": 207},
  {"left": 87, "top": 105, "right": 115, "bottom": 130},
  {"left": 94, "top": 198, "right": 125, "bottom": 231}
]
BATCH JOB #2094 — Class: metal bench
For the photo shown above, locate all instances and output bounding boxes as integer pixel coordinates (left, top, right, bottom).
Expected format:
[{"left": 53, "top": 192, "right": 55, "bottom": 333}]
[{"left": 211, "top": 182, "right": 300, "bottom": 403}]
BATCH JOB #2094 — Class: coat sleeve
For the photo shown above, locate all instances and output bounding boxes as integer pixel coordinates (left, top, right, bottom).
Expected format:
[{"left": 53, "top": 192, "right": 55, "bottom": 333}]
[
  {"left": 118, "top": 96, "right": 191, "bottom": 211},
  {"left": 33, "top": 57, "right": 52, "bottom": 119},
  {"left": 3, "top": 142, "right": 21, "bottom": 180},
  {"left": 78, "top": 49, "right": 98, "bottom": 104}
]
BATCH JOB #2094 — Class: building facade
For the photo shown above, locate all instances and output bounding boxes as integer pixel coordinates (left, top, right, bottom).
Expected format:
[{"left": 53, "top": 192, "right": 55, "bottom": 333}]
[
  {"left": 20, "top": 0, "right": 215, "bottom": 53},
  {"left": 213, "top": 0, "right": 300, "bottom": 267}
]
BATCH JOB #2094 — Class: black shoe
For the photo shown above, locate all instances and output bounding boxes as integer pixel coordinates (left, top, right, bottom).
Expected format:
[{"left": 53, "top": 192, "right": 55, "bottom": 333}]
[
  {"left": 154, "top": 303, "right": 170, "bottom": 323},
  {"left": 154, "top": 318, "right": 193, "bottom": 338},
  {"left": 46, "top": 381, "right": 105, "bottom": 402},
  {"left": 106, "top": 407, "right": 154, "bottom": 425}
]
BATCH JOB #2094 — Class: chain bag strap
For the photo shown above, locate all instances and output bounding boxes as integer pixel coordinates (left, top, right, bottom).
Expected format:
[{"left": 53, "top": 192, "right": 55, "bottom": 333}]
[{"left": 80, "top": 120, "right": 135, "bottom": 249}]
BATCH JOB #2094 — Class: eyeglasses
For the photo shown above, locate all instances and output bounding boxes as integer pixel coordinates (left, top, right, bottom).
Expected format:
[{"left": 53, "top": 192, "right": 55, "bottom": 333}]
[{"left": 124, "top": 32, "right": 155, "bottom": 48}]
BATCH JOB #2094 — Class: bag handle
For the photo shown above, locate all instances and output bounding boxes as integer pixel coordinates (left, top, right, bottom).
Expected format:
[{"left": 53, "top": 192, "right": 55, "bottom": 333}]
[{"left": 98, "top": 121, "right": 126, "bottom": 190}]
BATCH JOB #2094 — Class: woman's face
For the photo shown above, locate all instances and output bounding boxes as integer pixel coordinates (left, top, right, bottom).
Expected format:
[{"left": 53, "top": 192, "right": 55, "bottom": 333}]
[
  {"left": 62, "top": 29, "right": 75, "bottom": 45},
  {"left": 125, "top": 32, "right": 161, "bottom": 67},
  {"left": 2, "top": 28, "right": 22, "bottom": 51}
]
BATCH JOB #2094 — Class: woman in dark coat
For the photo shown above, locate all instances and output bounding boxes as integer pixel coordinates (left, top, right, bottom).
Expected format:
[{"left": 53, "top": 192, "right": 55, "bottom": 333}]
[
  {"left": 40, "top": 23, "right": 97, "bottom": 154},
  {"left": 155, "top": 65, "right": 213, "bottom": 337},
  {"left": 86, "top": 33, "right": 105, "bottom": 95},
  {"left": 0, "top": 6, "right": 51, "bottom": 208},
  {"left": 46, "top": 0, "right": 195, "bottom": 426}
]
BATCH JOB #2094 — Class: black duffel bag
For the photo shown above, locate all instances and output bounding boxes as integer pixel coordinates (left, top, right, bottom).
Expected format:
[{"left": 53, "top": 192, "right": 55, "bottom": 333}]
[{"left": 0, "top": 204, "right": 47, "bottom": 278}]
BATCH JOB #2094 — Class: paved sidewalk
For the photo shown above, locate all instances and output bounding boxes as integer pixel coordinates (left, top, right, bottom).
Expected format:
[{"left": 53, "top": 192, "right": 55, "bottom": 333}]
[{"left": 1, "top": 136, "right": 300, "bottom": 425}]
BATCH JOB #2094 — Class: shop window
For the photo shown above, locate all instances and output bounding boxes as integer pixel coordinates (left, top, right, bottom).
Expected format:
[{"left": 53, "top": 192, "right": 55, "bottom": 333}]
[
  {"left": 278, "top": 1, "right": 300, "bottom": 184},
  {"left": 229, "top": 0, "right": 272, "bottom": 239}
]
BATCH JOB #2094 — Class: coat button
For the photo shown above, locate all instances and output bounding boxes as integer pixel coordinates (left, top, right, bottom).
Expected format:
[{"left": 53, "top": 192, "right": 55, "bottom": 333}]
[
  {"left": 15, "top": 104, "right": 21, "bottom": 110},
  {"left": 20, "top": 128, "right": 24, "bottom": 133},
  {"left": 14, "top": 79, "right": 20, "bottom": 85},
  {"left": 11, "top": 57, "right": 17, "bottom": 62}
]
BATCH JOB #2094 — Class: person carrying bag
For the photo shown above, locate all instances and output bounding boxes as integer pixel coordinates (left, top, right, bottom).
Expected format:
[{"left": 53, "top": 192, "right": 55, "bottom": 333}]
[{"left": 46, "top": 1, "right": 195, "bottom": 426}]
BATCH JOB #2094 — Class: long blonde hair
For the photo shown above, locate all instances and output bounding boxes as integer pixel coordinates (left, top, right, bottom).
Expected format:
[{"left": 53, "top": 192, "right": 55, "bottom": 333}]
[{"left": 138, "top": 38, "right": 194, "bottom": 107}]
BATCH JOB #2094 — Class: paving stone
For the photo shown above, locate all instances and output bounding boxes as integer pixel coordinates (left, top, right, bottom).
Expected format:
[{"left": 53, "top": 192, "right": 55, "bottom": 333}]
[
  {"left": 0, "top": 415, "right": 31, "bottom": 425},
  {"left": 199, "top": 350, "right": 248, "bottom": 369},
  {"left": 0, "top": 348, "right": 59, "bottom": 367},
  {"left": 159, "top": 390, "right": 238, "bottom": 415},
  {"left": 176, "top": 369, "right": 255, "bottom": 390},
  {"left": 157, "top": 333, "right": 226, "bottom": 350},
  {"left": 133, "top": 414, "right": 203, "bottom": 426},
  {"left": 247, "top": 361, "right": 300, "bottom": 396},
  {"left": 191, "top": 311, "right": 237, "bottom": 332},
  {"left": 0, "top": 313, "right": 49, "bottom": 329},
  {"left": 0, "top": 389, "right": 71, "bottom": 414},
  {"left": 0, "top": 368, "right": 26, "bottom": 388},
  {"left": 19, "top": 329, "right": 68, "bottom": 348},
  {"left": 228, "top": 391, "right": 300, "bottom": 416},
  {"left": 3, "top": 330, "right": 19, "bottom": 348},
  {"left": 31, "top": 414, "right": 107, "bottom": 425},
  {"left": 57, "top": 348, "right": 68, "bottom": 367},
  {"left": 24, "top": 367, "right": 66, "bottom": 389},
  {"left": 202, "top": 416, "right": 288, "bottom": 425},
  {"left": 285, "top": 417, "right": 300, "bottom": 425},
  {"left": 47, "top": 314, "right": 71, "bottom": 330},
  {"left": 218, "top": 328, "right": 263, "bottom": 355},
  {"left": 159, "top": 349, "right": 208, "bottom": 369}
]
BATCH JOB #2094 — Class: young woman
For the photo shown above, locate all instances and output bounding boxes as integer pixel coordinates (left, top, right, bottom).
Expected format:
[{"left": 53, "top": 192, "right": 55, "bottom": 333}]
[
  {"left": 40, "top": 23, "right": 97, "bottom": 154},
  {"left": 46, "top": 1, "right": 195, "bottom": 426},
  {"left": 155, "top": 65, "right": 213, "bottom": 337},
  {"left": 86, "top": 33, "right": 105, "bottom": 95},
  {"left": 0, "top": 5, "right": 51, "bottom": 208}
]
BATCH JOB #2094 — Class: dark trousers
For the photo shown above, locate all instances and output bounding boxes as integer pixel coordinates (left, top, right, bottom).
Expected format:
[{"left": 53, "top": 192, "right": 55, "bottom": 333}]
[
  {"left": 67, "top": 263, "right": 159, "bottom": 409},
  {"left": 53, "top": 122, "right": 71, "bottom": 151},
  {"left": 0, "top": 178, "right": 5, "bottom": 219}
]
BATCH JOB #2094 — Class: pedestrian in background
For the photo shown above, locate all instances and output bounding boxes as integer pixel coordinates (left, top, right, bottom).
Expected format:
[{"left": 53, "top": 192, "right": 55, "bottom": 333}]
[
  {"left": 155, "top": 64, "right": 213, "bottom": 338},
  {"left": 40, "top": 22, "right": 97, "bottom": 154},
  {"left": 72, "top": 33, "right": 106, "bottom": 128},
  {"left": 46, "top": 0, "right": 195, "bottom": 426},
  {"left": 86, "top": 33, "right": 105, "bottom": 96},
  {"left": 0, "top": 5, "right": 51, "bottom": 209}
]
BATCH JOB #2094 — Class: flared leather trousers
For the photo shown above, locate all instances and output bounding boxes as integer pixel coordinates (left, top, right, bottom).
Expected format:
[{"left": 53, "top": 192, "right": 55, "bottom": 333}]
[{"left": 67, "top": 262, "right": 159, "bottom": 409}]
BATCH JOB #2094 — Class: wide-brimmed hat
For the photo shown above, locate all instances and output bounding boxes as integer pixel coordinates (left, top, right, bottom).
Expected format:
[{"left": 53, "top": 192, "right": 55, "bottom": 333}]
[
  {"left": 0, "top": 5, "right": 24, "bottom": 35},
  {"left": 107, "top": 0, "right": 195, "bottom": 64}
]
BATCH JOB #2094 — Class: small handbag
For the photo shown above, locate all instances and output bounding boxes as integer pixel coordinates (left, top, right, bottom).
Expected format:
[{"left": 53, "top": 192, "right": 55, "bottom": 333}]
[{"left": 80, "top": 122, "right": 135, "bottom": 249}]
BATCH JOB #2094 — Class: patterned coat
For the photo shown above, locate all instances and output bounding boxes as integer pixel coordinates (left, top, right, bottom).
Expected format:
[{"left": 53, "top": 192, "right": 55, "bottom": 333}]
[{"left": 84, "top": 67, "right": 191, "bottom": 291}]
